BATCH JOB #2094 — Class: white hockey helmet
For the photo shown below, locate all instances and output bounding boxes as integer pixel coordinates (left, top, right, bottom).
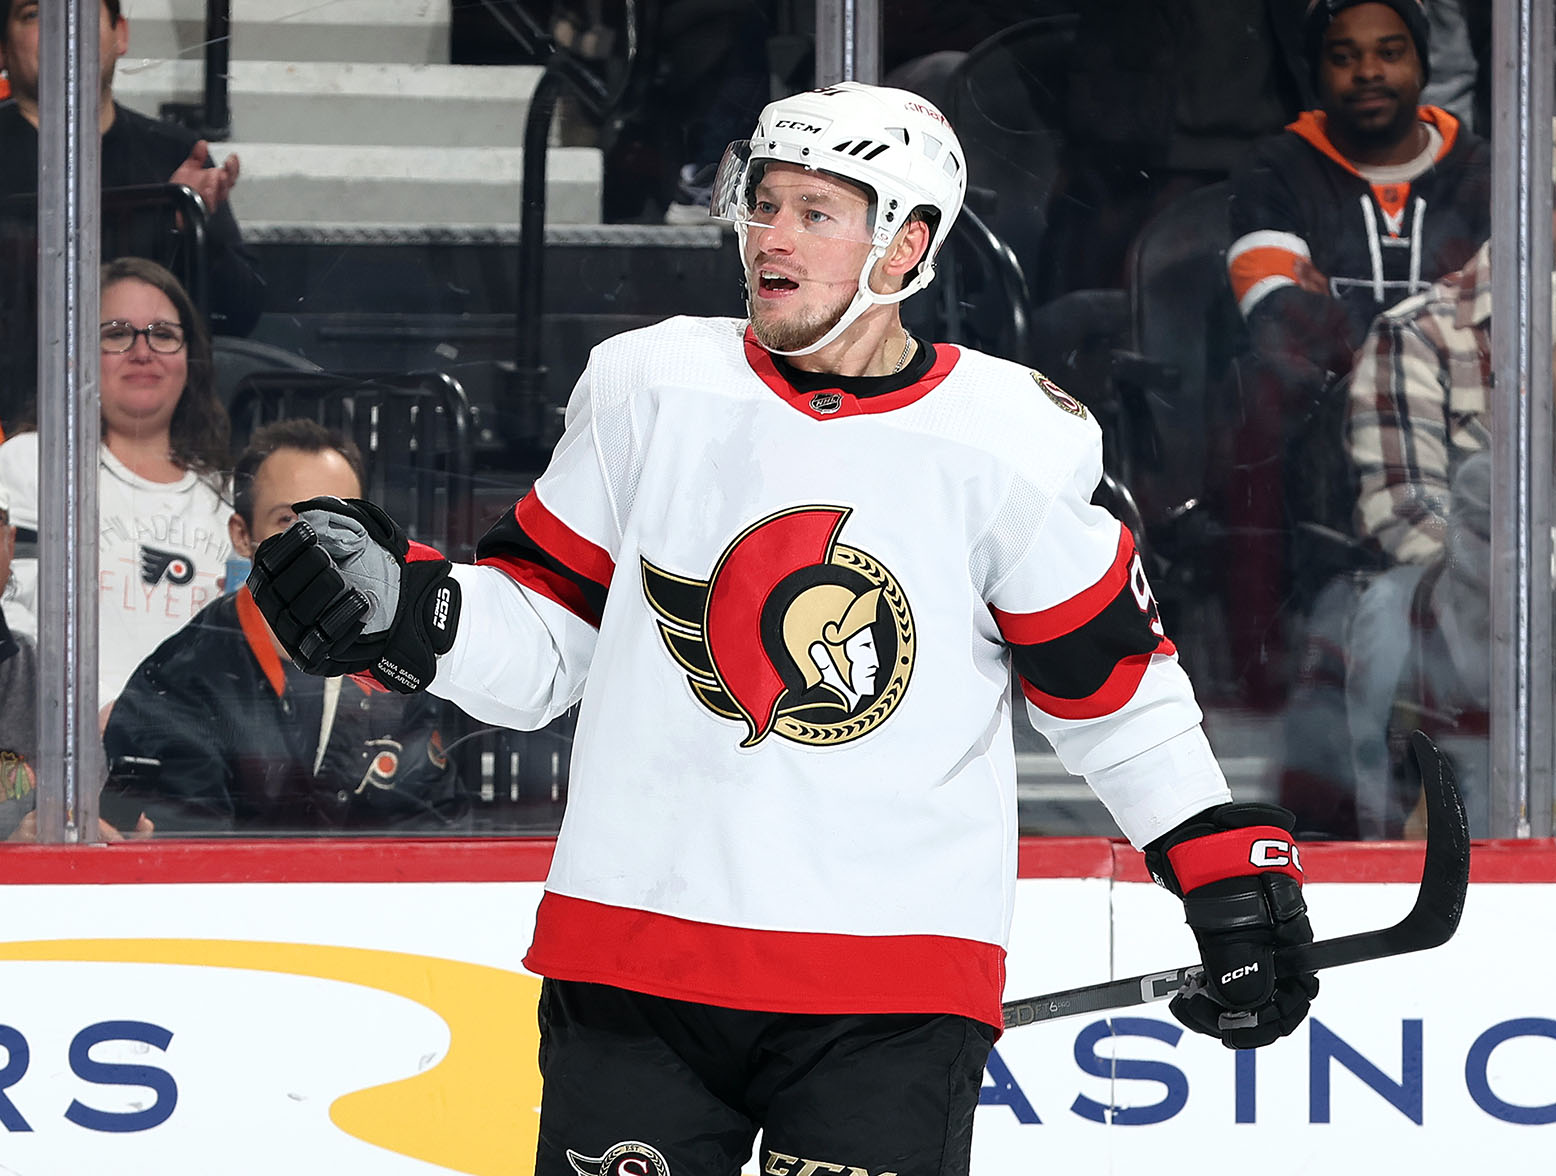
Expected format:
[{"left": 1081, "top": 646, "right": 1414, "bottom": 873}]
[{"left": 710, "top": 81, "right": 968, "bottom": 355}]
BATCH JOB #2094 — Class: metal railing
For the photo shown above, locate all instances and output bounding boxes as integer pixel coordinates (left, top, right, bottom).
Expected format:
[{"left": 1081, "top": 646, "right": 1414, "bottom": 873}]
[
  {"left": 159, "top": 0, "right": 233, "bottom": 141},
  {"left": 506, "top": 0, "right": 657, "bottom": 454}
]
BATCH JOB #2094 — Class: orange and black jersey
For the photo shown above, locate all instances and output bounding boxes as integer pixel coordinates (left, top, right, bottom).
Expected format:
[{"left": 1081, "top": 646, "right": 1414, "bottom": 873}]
[{"left": 1227, "top": 107, "right": 1490, "bottom": 354}]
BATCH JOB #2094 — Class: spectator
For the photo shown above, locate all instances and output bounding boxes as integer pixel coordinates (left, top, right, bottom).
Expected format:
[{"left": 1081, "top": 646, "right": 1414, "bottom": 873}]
[
  {"left": 0, "top": 0, "right": 264, "bottom": 350},
  {"left": 1348, "top": 239, "right": 1495, "bottom": 567},
  {"left": 1299, "top": 117, "right": 1556, "bottom": 839},
  {"left": 0, "top": 256, "right": 233, "bottom": 707},
  {"left": 0, "top": 476, "right": 153, "bottom": 843},
  {"left": 0, "top": 482, "right": 37, "bottom": 840},
  {"left": 1217, "top": 0, "right": 1490, "bottom": 703},
  {"left": 100, "top": 419, "right": 471, "bottom": 835},
  {"left": 1228, "top": 0, "right": 1489, "bottom": 373},
  {"left": 1339, "top": 226, "right": 1518, "bottom": 838}
]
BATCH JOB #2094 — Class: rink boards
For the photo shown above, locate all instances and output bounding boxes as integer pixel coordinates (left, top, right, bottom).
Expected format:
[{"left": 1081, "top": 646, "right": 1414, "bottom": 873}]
[{"left": 0, "top": 837, "right": 1549, "bottom": 1175}]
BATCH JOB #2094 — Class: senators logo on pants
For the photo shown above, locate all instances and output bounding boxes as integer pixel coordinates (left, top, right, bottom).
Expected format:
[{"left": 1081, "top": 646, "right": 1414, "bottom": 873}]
[
  {"left": 567, "top": 1140, "right": 672, "bottom": 1176},
  {"left": 641, "top": 505, "right": 914, "bottom": 748}
]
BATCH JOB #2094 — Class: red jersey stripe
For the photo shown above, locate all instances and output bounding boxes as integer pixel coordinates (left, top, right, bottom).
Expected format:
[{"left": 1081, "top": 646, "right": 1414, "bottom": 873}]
[
  {"left": 513, "top": 490, "right": 616, "bottom": 588},
  {"left": 480, "top": 553, "right": 604, "bottom": 629},
  {"left": 990, "top": 526, "right": 1135, "bottom": 645},
  {"left": 1016, "top": 651, "right": 1161, "bottom": 720},
  {"left": 524, "top": 891, "right": 1008, "bottom": 1030}
]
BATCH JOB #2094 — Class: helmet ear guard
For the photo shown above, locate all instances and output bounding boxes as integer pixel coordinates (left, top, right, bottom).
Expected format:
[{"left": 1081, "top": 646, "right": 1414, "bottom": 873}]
[{"left": 712, "top": 81, "right": 969, "bottom": 356}]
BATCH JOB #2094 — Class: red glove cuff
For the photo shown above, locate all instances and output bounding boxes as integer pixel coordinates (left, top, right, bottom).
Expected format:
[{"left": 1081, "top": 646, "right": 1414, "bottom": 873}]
[
  {"left": 406, "top": 539, "right": 447, "bottom": 564},
  {"left": 1165, "top": 825, "right": 1304, "bottom": 892}
]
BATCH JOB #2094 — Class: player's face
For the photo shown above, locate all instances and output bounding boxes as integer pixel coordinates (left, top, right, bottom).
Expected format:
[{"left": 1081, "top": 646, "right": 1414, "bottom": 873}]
[
  {"left": 0, "top": 2, "right": 128, "bottom": 106},
  {"left": 1317, "top": 3, "right": 1423, "bottom": 147},
  {"left": 99, "top": 277, "right": 187, "bottom": 442},
  {"left": 231, "top": 446, "right": 363, "bottom": 557},
  {"left": 743, "top": 163, "right": 876, "bottom": 353}
]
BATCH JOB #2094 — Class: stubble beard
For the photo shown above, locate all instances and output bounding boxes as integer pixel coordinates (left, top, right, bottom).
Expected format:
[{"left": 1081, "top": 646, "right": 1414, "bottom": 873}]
[
  {"left": 1330, "top": 85, "right": 1420, "bottom": 154},
  {"left": 748, "top": 282, "right": 856, "bottom": 354}
]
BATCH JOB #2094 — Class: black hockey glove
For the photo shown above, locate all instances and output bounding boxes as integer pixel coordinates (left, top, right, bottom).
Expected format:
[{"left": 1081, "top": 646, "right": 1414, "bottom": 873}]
[
  {"left": 1144, "top": 802, "right": 1318, "bottom": 1049},
  {"left": 247, "top": 496, "right": 461, "bottom": 693}
]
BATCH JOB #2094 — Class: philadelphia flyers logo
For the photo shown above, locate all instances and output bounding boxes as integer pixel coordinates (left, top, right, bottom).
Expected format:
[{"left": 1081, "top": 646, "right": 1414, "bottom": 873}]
[
  {"left": 566, "top": 1140, "right": 672, "bottom": 1176},
  {"left": 140, "top": 545, "right": 196, "bottom": 586},
  {"left": 356, "top": 738, "right": 402, "bottom": 794},
  {"left": 642, "top": 506, "right": 914, "bottom": 748}
]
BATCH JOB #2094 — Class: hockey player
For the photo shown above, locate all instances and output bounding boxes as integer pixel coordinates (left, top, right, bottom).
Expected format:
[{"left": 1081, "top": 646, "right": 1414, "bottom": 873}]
[{"left": 249, "top": 83, "right": 1320, "bottom": 1176}]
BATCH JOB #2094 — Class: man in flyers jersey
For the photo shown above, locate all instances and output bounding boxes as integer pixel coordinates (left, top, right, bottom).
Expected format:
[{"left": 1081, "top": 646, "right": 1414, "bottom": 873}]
[
  {"left": 248, "top": 83, "right": 1320, "bottom": 1176},
  {"left": 1228, "top": 0, "right": 1490, "bottom": 378},
  {"left": 1215, "top": 0, "right": 1490, "bottom": 711}
]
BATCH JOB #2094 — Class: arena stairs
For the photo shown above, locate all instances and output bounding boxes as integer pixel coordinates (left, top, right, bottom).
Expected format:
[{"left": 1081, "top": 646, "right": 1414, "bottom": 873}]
[{"left": 117, "top": 0, "right": 745, "bottom": 498}]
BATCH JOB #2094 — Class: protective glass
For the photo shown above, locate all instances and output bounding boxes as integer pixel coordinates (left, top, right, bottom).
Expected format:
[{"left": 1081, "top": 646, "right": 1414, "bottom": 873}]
[
  {"left": 99, "top": 320, "right": 186, "bottom": 354},
  {"left": 709, "top": 141, "right": 877, "bottom": 244}
]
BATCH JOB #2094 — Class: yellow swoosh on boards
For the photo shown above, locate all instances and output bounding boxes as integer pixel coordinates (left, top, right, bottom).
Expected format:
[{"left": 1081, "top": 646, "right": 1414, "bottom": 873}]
[{"left": 0, "top": 939, "right": 542, "bottom": 1175}]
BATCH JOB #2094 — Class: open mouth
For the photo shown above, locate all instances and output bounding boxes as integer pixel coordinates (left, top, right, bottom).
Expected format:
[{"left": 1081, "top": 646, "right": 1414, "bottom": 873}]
[{"left": 758, "top": 271, "right": 800, "bottom": 293}]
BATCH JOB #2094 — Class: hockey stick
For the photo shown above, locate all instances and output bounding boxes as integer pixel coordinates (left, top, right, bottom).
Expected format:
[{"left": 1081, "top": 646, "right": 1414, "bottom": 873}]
[{"left": 1001, "top": 730, "right": 1470, "bottom": 1030}]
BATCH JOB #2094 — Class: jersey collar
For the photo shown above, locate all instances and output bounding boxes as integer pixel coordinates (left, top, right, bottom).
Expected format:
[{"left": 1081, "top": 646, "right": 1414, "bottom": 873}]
[{"left": 742, "top": 326, "right": 960, "bottom": 419}]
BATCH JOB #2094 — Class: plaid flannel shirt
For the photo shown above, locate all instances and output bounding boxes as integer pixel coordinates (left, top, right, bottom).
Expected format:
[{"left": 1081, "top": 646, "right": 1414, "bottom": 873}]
[{"left": 1346, "top": 241, "right": 1495, "bottom": 565}]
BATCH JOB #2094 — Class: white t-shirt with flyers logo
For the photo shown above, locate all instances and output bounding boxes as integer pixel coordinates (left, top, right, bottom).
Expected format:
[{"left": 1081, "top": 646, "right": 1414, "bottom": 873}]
[{"left": 0, "top": 434, "right": 231, "bottom": 702}]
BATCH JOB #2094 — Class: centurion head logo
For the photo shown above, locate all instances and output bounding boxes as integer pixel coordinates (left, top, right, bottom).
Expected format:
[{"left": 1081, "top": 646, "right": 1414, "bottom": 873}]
[
  {"left": 641, "top": 506, "right": 914, "bottom": 748},
  {"left": 567, "top": 1141, "right": 672, "bottom": 1176}
]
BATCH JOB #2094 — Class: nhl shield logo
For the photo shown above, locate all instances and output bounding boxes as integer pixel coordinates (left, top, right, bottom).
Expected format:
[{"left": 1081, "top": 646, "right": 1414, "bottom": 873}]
[
  {"left": 641, "top": 505, "right": 915, "bottom": 748},
  {"left": 809, "top": 392, "right": 844, "bottom": 415}
]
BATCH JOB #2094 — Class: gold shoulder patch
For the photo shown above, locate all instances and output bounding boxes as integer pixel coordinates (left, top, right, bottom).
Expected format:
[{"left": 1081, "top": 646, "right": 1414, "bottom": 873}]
[{"left": 1031, "top": 371, "right": 1087, "bottom": 420}]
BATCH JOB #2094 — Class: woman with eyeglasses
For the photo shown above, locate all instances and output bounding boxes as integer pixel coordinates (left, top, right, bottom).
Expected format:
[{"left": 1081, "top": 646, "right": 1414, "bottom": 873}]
[{"left": 0, "top": 256, "right": 232, "bottom": 713}]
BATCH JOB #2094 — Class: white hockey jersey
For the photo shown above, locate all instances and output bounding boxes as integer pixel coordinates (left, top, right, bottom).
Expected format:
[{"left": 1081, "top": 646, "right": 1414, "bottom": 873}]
[{"left": 432, "top": 316, "right": 1230, "bottom": 1028}]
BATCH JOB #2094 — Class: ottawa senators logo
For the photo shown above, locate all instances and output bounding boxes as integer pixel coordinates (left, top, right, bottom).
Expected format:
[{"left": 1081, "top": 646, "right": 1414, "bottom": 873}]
[
  {"left": 641, "top": 506, "right": 914, "bottom": 748},
  {"left": 567, "top": 1141, "right": 672, "bottom": 1176},
  {"left": 1031, "top": 370, "right": 1086, "bottom": 419}
]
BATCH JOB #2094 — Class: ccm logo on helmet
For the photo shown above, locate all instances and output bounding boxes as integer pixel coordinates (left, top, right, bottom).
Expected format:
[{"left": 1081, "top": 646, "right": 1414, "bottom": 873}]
[
  {"left": 774, "top": 119, "right": 823, "bottom": 133},
  {"left": 1250, "top": 839, "right": 1302, "bottom": 872}
]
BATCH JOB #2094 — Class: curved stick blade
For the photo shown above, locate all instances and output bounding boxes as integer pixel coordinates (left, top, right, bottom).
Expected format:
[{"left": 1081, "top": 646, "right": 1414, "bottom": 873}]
[{"left": 1277, "top": 729, "right": 1471, "bottom": 975}]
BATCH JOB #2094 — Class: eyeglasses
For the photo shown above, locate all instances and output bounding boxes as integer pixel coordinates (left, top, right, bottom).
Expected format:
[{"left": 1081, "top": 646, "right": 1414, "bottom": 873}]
[{"left": 99, "top": 320, "right": 186, "bottom": 355}]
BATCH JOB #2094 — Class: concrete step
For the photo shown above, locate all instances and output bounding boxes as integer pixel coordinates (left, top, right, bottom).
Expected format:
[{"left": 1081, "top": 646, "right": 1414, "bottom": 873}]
[
  {"left": 114, "top": 60, "right": 545, "bottom": 148},
  {"left": 123, "top": 0, "right": 452, "bottom": 65},
  {"left": 227, "top": 143, "right": 601, "bottom": 228}
]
